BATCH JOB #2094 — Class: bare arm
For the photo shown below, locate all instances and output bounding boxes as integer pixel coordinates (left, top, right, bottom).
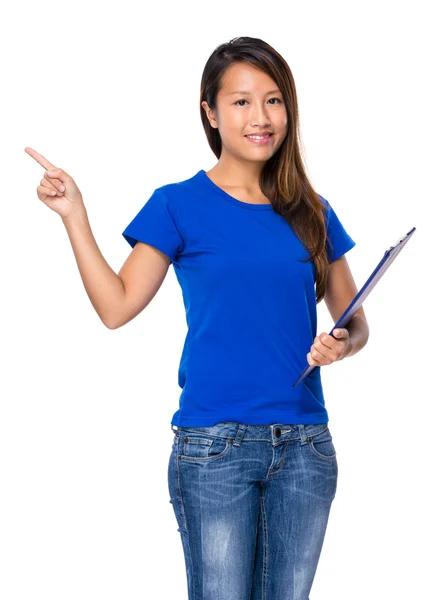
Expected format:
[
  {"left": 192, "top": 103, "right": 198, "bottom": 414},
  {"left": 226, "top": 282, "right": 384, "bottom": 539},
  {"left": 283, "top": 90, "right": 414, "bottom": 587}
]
[
  {"left": 62, "top": 208, "right": 171, "bottom": 329},
  {"left": 62, "top": 208, "right": 126, "bottom": 328},
  {"left": 24, "top": 146, "right": 169, "bottom": 329}
]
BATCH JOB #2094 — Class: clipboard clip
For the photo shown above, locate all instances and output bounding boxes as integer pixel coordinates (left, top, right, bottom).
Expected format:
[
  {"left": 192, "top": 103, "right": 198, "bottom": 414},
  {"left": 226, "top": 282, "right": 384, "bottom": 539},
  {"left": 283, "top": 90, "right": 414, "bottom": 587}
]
[{"left": 389, "top": 227, "right": 416, "bottom": 251}]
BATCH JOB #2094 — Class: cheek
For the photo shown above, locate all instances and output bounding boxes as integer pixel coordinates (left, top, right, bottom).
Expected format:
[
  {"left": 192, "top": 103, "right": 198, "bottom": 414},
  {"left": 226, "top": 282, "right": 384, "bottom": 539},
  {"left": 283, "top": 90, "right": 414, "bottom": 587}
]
[
  {"left": 220, "top": 121, "right": 245, "bottom": 144},
  {"left": 280, "top": 116, "right": 288, "bottom": 132}
]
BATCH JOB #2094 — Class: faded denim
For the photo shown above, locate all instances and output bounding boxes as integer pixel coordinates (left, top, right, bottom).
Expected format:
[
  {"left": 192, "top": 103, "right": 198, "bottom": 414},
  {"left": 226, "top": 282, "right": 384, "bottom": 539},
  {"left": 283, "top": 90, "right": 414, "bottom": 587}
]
[{"left": 167, "top": 421, "right": 338, "bottom": 600}]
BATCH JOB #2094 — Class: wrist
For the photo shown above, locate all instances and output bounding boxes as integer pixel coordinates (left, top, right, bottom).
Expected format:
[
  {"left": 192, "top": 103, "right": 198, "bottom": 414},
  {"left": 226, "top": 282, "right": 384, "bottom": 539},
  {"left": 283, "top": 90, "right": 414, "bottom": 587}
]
[{"left": 62, "top": 206, "right": 88, "bottom": 226}]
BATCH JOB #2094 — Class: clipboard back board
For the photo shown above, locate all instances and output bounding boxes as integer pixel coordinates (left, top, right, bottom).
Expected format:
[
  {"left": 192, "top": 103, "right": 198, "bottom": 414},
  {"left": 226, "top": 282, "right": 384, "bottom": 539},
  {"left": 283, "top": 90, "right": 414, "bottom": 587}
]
[{"left": 292, "top": 226, "right": 416, "bottom": 388}]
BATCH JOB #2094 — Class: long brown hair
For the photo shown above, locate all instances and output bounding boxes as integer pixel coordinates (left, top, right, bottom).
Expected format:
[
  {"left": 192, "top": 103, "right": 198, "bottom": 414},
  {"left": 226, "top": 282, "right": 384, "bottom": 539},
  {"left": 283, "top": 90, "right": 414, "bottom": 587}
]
[{"left": 199, "top": 36, "right": 332, "bottom": 304}]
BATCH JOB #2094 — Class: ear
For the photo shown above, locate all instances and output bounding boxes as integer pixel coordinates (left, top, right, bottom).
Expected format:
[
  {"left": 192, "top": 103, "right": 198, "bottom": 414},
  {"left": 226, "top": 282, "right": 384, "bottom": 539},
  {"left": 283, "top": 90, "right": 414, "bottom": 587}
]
[{"left": 201, "top": 101, "right": 218, "bottom": 129}]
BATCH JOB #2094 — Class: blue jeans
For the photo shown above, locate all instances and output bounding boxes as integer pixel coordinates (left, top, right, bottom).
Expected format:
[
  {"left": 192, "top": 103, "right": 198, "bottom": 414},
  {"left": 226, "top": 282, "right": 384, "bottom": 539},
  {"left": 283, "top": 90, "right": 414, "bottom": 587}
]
[{"left": 167, "top": 421, "right": 338, "bottom": 600}]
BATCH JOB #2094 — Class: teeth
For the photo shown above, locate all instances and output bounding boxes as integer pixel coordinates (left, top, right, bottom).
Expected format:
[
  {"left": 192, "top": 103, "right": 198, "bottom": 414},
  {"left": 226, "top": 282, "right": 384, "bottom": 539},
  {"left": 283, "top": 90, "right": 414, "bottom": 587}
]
[{"left": 247, "top": 134, "right": 271, "bottom": 139}]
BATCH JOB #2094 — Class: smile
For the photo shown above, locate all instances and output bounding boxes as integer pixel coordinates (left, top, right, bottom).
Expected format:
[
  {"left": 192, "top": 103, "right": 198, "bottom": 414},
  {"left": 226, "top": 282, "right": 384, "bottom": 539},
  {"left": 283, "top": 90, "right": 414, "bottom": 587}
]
[{"left": 245, "top": 133, "right": 273, "bottom": 145}]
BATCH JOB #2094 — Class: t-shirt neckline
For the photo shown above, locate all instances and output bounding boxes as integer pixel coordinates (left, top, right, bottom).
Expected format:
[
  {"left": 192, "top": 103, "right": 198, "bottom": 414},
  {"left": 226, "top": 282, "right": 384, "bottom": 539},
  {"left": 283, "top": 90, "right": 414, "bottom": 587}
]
[{"left": 197, "top": 169, "right": 274, "bottom": 211}]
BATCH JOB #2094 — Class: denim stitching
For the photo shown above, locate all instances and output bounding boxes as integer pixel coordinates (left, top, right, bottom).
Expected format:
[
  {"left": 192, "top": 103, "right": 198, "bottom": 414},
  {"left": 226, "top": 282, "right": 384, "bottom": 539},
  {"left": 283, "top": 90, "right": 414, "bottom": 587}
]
[
  {"left": 175, "top": 435, "right": 197, "bottom": 599},
  {"left": 175, "top": 434, "right": 187, "bottom": 531},
  {"left": 307, "top": 435, "right": 337, "bottom": 461},
  {"left": 260, "top": 485, "right": 268, "bottom": 600},
  {"left": 268, "top": 442, "right": 288, "bottom": 476}
]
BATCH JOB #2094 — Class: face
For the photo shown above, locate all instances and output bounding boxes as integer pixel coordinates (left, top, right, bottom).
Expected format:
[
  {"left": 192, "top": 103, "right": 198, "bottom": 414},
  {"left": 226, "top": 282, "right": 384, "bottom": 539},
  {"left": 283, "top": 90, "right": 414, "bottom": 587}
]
[{"left": 201, "top": 62, "right": 288, "bottom": 165}]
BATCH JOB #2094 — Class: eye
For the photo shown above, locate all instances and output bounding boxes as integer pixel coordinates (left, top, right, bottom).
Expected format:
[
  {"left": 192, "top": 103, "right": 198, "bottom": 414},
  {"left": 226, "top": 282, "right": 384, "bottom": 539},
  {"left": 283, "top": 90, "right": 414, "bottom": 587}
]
[{"left": 234, "top": 98, "right": 282, "bottom": 106}]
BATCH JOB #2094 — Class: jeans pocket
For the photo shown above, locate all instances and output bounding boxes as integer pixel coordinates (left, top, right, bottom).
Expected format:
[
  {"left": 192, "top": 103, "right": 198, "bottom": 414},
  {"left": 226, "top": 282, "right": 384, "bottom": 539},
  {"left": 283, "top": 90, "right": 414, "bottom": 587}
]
[
  {"left": 306, "top": 426, "right": 337, "bottom": 461},
  {"left": 178, "top": 433, "right": 233, "bottom": 463}
]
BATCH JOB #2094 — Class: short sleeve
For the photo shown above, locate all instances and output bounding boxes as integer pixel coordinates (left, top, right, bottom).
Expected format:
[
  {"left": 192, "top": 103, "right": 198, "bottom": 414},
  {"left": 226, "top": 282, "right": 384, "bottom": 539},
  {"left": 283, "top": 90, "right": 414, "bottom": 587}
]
[
  {"left": 122, "top": 188, "right": 184, "bottom": 263},
  {"left": 321, "top": 195, "right": 356, "bottom": 263}
]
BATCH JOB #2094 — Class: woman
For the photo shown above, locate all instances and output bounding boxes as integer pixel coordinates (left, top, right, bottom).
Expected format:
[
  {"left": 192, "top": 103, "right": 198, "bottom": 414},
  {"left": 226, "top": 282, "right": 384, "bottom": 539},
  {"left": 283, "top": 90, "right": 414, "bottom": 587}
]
[{"left": 26, "top": 36, "right": 369, "bottom": 600}]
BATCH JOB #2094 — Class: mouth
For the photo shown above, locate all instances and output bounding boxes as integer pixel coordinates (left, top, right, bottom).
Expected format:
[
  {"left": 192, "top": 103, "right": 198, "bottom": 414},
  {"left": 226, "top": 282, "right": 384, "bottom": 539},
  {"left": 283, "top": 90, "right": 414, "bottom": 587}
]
[
  {"left": 245, "top": 133, "right": 274, "bottom": 145},
  {"left": 245, "top": 133, "right": 273, "bottom": 139}
]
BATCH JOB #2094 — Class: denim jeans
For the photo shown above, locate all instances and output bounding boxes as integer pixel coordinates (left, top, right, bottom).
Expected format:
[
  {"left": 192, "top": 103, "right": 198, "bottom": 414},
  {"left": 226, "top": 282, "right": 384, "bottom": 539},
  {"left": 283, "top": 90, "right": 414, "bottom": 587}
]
[{"left": 167, "top": 421, "right": 338, "bottom": 600}]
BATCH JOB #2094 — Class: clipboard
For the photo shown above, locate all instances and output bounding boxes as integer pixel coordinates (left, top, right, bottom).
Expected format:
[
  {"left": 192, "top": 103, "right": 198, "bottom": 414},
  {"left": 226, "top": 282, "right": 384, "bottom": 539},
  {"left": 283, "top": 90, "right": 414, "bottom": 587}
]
[{"left": 292, "top": 226, "right": 417, "bottom": 388}]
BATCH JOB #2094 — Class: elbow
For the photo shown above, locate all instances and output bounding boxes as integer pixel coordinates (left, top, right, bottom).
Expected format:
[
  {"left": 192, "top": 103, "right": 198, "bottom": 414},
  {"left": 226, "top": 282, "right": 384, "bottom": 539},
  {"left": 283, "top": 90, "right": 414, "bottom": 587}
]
[
  {"left": 105, "top": 320, "right": 121, "bottom": 330},
  {"left": 101, "top": 314, "right": 120, "bottom": 330}
]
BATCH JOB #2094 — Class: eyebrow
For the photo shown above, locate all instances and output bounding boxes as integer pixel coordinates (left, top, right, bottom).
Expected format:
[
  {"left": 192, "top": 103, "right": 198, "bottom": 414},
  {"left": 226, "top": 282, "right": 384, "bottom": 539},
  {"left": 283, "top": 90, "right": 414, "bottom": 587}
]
[{"left": 226, "top": 89, "right": 281, "bottom": 96}]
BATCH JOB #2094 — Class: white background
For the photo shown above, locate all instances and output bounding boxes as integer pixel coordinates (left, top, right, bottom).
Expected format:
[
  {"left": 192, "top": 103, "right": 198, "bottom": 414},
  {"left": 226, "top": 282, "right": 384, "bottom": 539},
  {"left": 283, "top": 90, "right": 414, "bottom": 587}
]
[{"left": 1, "top": 0, "right": 431, "bottom": 598}]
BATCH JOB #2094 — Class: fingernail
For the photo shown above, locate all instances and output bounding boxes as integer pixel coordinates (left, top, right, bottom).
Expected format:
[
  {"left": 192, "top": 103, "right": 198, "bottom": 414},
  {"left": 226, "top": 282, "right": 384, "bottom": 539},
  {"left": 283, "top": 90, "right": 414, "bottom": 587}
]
[{"left": 59, "top": 185, "right": 65, "bottom": 191}]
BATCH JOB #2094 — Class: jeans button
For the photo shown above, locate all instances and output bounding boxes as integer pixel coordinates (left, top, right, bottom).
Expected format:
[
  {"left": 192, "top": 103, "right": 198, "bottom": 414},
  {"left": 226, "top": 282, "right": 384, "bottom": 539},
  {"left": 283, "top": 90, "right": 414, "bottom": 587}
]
[{"left": 275, "top": 427, "right": 281, "bottom": 438}]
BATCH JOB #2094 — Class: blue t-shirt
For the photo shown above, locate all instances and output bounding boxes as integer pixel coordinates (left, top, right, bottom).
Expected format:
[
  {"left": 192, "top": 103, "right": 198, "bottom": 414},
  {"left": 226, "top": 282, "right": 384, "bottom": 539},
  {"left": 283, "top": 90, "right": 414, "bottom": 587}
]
[{"left": 122, "top": 169, "right": 356, "bottom": 426}]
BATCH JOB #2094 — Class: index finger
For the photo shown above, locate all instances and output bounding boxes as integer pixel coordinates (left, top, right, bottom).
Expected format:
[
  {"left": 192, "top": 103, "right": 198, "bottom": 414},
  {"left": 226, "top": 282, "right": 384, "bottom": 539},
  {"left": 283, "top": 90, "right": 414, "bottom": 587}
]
[{"left": 24, "top": 147, "right": 56, "bottom": 171}]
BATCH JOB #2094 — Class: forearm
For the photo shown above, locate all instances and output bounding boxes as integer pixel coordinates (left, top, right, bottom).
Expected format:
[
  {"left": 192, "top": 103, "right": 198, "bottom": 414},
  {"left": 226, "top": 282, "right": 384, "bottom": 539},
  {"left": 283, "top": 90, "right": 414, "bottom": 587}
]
[
  {"left": 341, "top": 313, "right": 370, "bottom": 359},
  {"left": 61, "top": 208, "right": 125, "bottom": 328}
]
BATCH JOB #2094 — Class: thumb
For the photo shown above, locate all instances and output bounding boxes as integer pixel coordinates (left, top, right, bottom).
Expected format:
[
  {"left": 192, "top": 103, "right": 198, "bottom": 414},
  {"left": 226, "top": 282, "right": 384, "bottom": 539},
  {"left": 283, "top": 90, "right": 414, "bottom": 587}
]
[
  {"left": 45, "top": 167, "right": 69, "bottom": 185},
  {"left": 333, "top": 328, "right": 344, "bottom": 337}
]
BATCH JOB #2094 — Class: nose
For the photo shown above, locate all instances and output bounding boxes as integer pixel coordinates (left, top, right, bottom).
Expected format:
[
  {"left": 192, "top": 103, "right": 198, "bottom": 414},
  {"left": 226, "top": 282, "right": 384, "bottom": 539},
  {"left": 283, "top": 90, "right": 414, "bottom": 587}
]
[{"left": 248, "top": 101, "right": 271, "bottom": 127}]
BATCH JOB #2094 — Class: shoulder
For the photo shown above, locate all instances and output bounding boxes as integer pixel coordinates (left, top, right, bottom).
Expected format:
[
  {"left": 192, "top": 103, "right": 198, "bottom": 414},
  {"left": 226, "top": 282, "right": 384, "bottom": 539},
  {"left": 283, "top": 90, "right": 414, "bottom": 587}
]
[
  {"left": 315, "top": 193, "right": 333, "bottom": 227},
  {"left": 155, "top": 170, "right": 200, "bottom": 202},
  {"left": 316, "top": 192, "right": 330, "bottom": 210}
]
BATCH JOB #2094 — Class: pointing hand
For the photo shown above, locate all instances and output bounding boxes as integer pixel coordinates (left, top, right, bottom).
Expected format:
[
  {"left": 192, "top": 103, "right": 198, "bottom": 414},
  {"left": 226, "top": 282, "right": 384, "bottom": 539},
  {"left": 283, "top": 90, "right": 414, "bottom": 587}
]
[{"left": 25, "top": 147, "right": 85, "bottom": 220}]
